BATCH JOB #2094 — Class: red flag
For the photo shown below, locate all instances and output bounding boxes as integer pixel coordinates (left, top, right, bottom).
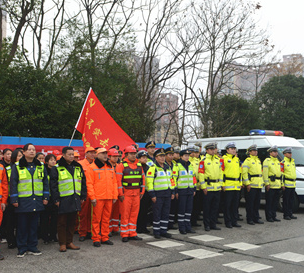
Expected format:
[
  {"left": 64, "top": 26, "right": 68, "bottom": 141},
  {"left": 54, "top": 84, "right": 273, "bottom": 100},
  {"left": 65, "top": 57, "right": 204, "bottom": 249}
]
[{"left": 75, "top": 88, "right": 135, "bottom": 149}]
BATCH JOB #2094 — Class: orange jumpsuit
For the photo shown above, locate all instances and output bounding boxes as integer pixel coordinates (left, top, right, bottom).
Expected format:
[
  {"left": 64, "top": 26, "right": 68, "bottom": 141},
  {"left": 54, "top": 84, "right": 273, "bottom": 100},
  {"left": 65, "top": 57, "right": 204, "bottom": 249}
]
[
  {"left": 0, "top": 164, "right": 9, "bottom": 225},
  {"left": 78, "top": 158, "right": 93, "bottom": 237},
  {"left": 109, "top": 163, "right": 120, "bottom": 233},
  {"left": 86, "top": 159, "right": 118, "bottom": 243},
  {"left": 116, "top": 159, "right": 145, "bottom": 238}
]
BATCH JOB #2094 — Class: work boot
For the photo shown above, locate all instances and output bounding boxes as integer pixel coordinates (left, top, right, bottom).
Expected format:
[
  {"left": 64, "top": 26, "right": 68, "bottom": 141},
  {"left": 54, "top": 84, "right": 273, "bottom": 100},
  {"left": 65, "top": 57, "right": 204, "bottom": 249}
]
[
  {"left": 101, "top": 240, "right": 114, "bottom": 245},
  {"left": 160, "top": 233, "right": 172, "bottom": 238},
  {"left": 93, "top": 242, "right": 101, "bottom": 247},
  {"left": 290, "top": 215, "right": 297, "bottom": 219},
  {"left": 122, "top": 237, "right": 129, "bottom": 243},
  {"left": 129, "top": 236, "right": 142, "bottom": 241},
  {"left": 79, "top": 236, "right": 85, "bottom": 242},
  {"left": 66, "top": 243, "right": 80, "bottom": 250}
]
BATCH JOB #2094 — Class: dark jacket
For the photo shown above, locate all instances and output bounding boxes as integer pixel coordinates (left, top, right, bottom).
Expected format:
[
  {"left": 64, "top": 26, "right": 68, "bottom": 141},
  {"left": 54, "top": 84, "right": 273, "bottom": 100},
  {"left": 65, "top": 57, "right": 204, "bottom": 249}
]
[
  {"left": 50, "top": 157, "right": 87, "bottom": 214},
  {"left": 10, "top": 156, "right": 49, "bottom": 213}
]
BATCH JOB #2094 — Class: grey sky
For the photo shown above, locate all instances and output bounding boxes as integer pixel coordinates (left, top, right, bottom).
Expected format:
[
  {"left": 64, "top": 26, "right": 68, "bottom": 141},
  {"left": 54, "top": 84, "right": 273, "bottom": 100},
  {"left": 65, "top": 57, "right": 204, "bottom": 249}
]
[{"left": 257, "top": 0, "right": 304, "bottom": 58}]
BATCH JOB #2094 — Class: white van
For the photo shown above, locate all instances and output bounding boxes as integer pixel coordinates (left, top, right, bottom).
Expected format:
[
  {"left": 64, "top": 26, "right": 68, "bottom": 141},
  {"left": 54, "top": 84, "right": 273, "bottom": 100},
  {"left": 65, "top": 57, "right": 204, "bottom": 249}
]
[{"left": 187, "top": 130, "right": 304, "bottom": 211}]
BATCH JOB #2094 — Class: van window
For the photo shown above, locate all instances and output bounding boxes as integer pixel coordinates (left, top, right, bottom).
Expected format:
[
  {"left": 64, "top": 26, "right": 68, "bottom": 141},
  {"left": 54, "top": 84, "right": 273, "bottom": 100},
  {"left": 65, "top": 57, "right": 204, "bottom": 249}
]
[{"left": 278, "top": 147, "right": 304, "bottom": 166}]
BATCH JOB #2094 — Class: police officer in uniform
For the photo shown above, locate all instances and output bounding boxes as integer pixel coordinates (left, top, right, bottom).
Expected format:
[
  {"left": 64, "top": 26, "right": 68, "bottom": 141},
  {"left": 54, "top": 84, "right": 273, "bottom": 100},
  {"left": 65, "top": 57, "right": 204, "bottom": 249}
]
[
  {"left": 146, "top": 148, "right": 175, "bottom": 239},
  {"left": 145, "top": 141, "right": 156, "bottom": 167},
  {"left": 164, "top": 147, "right": 178, "bottom": 230},
  {"left": 242, "top": 144, "right": 264, "bottom": 225},
  {"left": 263, "top": 145, "right": 282, "bottom": 222},
  {"left": 176, "top": 149, "right": 196, "bottom": 234},
  {"left": 281, "top": 147, "right": 297, "bottom": 220},
  {"left": 221, "top": 142, "right": 242, "bottom": 228},
  {"left": 198, "top": 143, "right": 223, "bottom": 231},
  {"left": 172, "top": 147, "right": 181, "bottom": 164}
]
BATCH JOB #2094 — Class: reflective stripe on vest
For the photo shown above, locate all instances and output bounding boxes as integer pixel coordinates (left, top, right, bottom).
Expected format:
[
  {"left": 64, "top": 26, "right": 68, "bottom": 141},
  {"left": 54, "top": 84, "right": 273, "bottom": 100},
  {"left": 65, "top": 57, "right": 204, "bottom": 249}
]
[
  {"left": 177, "top": 163, "right": 194, "bottom": 189},
  {"left": 122, "top": 162, "right": 143, "bottom": 188},
  {"left": 153, "top": 167, "right": 171, "bottom": 191},
  {"left": 16, "top": 163, "right": 44, "bottom": 197},
  {"left": 57, "top": 166, "right": 82, "bottom": 197}
]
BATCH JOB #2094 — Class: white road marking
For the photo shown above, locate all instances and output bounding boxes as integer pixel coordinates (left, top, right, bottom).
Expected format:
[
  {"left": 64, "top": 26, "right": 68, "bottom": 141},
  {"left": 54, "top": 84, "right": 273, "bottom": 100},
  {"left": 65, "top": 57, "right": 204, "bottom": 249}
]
[
  {"left": 270, "top": 252, "right": 304, "bottom": 262},
  {"left": 180, "top": 248, "right": 223, "bottom": 259},
  {"left": 147, "top": 240, "right": 184, "bottom": 248},
  {"left": 223, "top": 260, "right": 273, "bottom": 272},
  {"left": 224, "top": 242, "right": 260, "bottom": 251},
  {"left": 168, "top": 230, "right": 180, "bottom": 235},
  {"left": 188, "top": 235, "right": 224, "bottom": 242}
]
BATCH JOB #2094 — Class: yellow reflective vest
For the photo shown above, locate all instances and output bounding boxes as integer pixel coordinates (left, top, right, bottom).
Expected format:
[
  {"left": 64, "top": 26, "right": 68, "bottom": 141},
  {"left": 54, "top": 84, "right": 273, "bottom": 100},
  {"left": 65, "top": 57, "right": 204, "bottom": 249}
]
[
  {"left": 263, "top": 156, "right": 282, "bottom": 189},
  {"left": 281, "top": 157, "right": 296, "bottom": 188},
  {"left": 242, "top": 155, "right": 263, "bottom": 188},
  {"left": 222, "top": 154, "right": 241, "bottom": 191},
  {"left": 189, "top": 156, "right": 200, "bottom": 189},
  {"left": 146, "top": 165, "right": 175, "bottom": 192},
  {"left": 198, "top": 154, "right": 223, "bottom": 191}
]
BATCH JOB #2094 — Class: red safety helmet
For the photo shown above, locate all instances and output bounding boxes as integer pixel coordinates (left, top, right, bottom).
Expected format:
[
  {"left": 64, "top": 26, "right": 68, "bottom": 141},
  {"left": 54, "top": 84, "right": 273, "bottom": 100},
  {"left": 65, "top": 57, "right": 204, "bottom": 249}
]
[
  {"left": 108, "top": 148, "right": 119, "bottom": 156},
  {"left": 53, "top": 149, "right": 61, "bottom": 156},
  {"left": 124, "top": 145, "right": 137, "bottom": 153}
]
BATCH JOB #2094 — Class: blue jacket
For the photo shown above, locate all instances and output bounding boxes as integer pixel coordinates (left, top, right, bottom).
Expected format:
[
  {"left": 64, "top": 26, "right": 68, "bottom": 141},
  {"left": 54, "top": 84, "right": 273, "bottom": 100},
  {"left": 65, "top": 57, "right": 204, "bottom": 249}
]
[{"left": 10, "top": 156, "right": 49, "bottom": 213}]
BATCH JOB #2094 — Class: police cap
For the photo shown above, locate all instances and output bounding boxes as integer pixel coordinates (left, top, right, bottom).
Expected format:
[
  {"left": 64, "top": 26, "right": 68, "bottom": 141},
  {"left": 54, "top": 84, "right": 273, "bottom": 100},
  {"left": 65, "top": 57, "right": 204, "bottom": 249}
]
[
  {"left": 283, "top": 147, "right": 292, "bottom": 154},
  {"left": 110, "top": 145, "right": 120, "bottom": 151},
  {"left": 165, "top": 147, "right": 174, "bottom": 154},
  {"left": 267, "top": 145, "right": 278, "bottom": 153},
  {"left": 145, "top": 141, "right": 156, "bottom": 148},
  {"left": 154, "top": 148, "right": 165, "bottom": 157},
  {"left": 180, "top": 149, "right": 192, "bottom": 156},
  {"left": 173, "top": 146, "right": 181, "bottom": 153},
  {"left": 204, "top": 143, "right": 216, "bottom": 150},
  {"left": 247, "top": 144, "right": 258, "bottom": 152},
  {"left": 136, "top": 150, "right": 148, "bottom": 159},
  {"left": 225, "top": 142, "right": 236, "bottom": 149}
]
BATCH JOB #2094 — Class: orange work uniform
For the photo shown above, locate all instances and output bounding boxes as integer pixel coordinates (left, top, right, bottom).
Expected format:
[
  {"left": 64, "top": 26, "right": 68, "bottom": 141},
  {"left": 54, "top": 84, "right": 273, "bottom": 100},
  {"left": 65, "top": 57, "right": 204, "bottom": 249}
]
[
  {"left": 116, "top": 159, "right": 145, "bottom": 238},
  {"left": 78, "top": 158, "right": 93, "bottom": 237},
  {"left": 86, "top": 159, "right": 118, "bottom": 243},
  {"left": 0, "top": 164, "right": 9, "bottom": 225},
  {"left": 109, "top": 163, "right": 120, "bottom": 233}
]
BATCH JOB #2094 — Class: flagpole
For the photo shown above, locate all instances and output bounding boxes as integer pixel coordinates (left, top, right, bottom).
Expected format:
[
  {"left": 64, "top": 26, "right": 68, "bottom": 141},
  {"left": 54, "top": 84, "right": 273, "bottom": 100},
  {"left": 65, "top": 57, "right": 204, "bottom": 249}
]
[{"left": 68, "top": 87, "right": 92, "bottom": 147}]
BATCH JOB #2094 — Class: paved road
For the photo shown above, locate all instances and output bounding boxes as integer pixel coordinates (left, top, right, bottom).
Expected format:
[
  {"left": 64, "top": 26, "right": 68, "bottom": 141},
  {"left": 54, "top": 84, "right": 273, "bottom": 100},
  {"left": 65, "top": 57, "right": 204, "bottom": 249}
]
[{"left": 1, "top": 203, "right": 304, "bottom": 273}]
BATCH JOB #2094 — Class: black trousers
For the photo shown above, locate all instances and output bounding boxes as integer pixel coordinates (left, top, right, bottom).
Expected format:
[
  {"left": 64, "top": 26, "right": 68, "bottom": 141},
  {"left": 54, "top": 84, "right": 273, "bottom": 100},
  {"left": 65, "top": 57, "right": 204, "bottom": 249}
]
[
  {"left": 0, "top": 203, "right": 17, "bottom": 246},
  {"left": 191, "top": 191, "right": 202, "bottom": 224},
  {"left": 40, "top": 203, "right": 58, "bottom": 242},
  {"left": 283, "top": 187, "right": 295, "bottom": 218},
  {"left": 137, "top": 192, "right": 151, "bottom": 232},
  {"left": 245, "top": 188, "right": 261, "bottom": 222},
  {"left": 265, "top": 189, "right": 280, "bottom": 220},
  {"left": 152, "top": 195, "right": 171, "bottom": 235},
  {"left": 203, "top": 191, "right": 220, "bottom": 228},
  {"left": 224, "top": 190, "right": 240, "bottom": 226}
]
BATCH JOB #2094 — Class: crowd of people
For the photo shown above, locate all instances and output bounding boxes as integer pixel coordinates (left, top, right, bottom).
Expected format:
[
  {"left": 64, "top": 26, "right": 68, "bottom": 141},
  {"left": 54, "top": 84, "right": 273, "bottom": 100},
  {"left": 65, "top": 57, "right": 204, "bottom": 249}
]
[{"left": 0, "top": 140, "right": 297, "bottom": 259}]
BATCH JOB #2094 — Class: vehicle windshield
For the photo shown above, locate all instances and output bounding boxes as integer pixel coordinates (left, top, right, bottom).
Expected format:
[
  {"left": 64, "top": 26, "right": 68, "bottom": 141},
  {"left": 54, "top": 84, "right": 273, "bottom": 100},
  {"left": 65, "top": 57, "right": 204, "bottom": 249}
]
[{"left": 278, "top": 147, "right": 304, "bottom": 165}]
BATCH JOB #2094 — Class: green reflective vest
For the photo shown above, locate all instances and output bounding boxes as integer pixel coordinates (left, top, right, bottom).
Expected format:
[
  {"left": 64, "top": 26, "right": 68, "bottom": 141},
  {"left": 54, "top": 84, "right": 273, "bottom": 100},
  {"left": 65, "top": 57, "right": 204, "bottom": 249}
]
[
  {"left": 122, "top": 162, "right": 143, "bottom": 188},
  {"left": 16, "top": 162, "right": 44, "bottom": 197},
  {"left": 176, "top": 163, "right": 195, "bottom": 189},
  {"left": 146, "top": 165, "right": 173, "bottom": 191},
  {"left": 147, "top": 158, "right": 154, "bottom": 167},
  {"left": 6, "top": 165, "right": 12, "bottom": 196},
  {"left": 57, "top": 165, "right": 82, "bottom": 197}
]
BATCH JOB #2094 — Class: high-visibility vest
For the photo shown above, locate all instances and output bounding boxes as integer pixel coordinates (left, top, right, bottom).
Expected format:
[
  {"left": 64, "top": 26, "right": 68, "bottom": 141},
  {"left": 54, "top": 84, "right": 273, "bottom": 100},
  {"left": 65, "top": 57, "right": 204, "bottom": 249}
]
[
  {"left": 6, "top": 165, "right": 12, "bottom": 196},
  {"left": 0, "top": 165, "right": 4, "bottom": 199},
  {"left": 176, "top": 163, "right": 195, "bottom": 189},
  {"left": 146, "top": 166, "right": 173, "bottom": 191},
  {"left": 122, "top": 162, "right": 143, "bottom": 189},
  {"left": 281, "top": 157, "right": 296, "bottom": 188},
  {"left": 147, "top": 158, "right": 154, "bottom": 167},
  {"left": 57, "top": 165, "right": 82, "bottom": 197},
  {"left": 222, "top": 154, "right": 241, "bottom": 191},
  {"left": 16, "top": 162, "right": 44, "bottom": 197}
]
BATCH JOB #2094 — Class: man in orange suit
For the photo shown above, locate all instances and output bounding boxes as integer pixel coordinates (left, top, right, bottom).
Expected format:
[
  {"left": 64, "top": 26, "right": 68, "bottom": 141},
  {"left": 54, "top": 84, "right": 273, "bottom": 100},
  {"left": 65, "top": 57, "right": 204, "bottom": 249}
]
[
  {"left": 86, "top": 148, "right": 118, "bottom": 247},
  {"left": 78, "top": 147, "right": 96, "bottom": 241},
  {"left": 116, "top": 146, "right": 145, "bottom": 242},
  {"left": 0, "top": 163, "right": 8, "bottom": 259}
]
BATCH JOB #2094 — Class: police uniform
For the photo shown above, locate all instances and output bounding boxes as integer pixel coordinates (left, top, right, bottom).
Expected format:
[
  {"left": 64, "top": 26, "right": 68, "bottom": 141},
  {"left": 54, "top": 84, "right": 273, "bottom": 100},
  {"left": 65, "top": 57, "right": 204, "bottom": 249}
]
[
  {"left": 145, "top": 141, "right": 156, "bottom": 167},
  {"left": 198, "top": 143, "right": 223, "bottom": 231},
  {"left": 221, "top": 142, "right": 242, "bottom": 228},
  {"left": 263, "top": 146, "right": 282, "bottom": 222},
  {"left": 136, "top": 151, "right": 152, "bottom": 233},
  {"left": 164, "top": 147, "right": 179, "bottom": 229},
  {"left": 242, "top": 145, "right": 264, "bottom": 225},
  {"left": 189, "top": 147, "right": 202, "bottom": 227},
  {"left": 146, "top": 149, "right": 175, "bottom": 239},
  {"left": 176, "top": 149, "right": 197, "bottom": 234},
  {"left": 281, "top": 147, "right": 297, "bottom": 220}
]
